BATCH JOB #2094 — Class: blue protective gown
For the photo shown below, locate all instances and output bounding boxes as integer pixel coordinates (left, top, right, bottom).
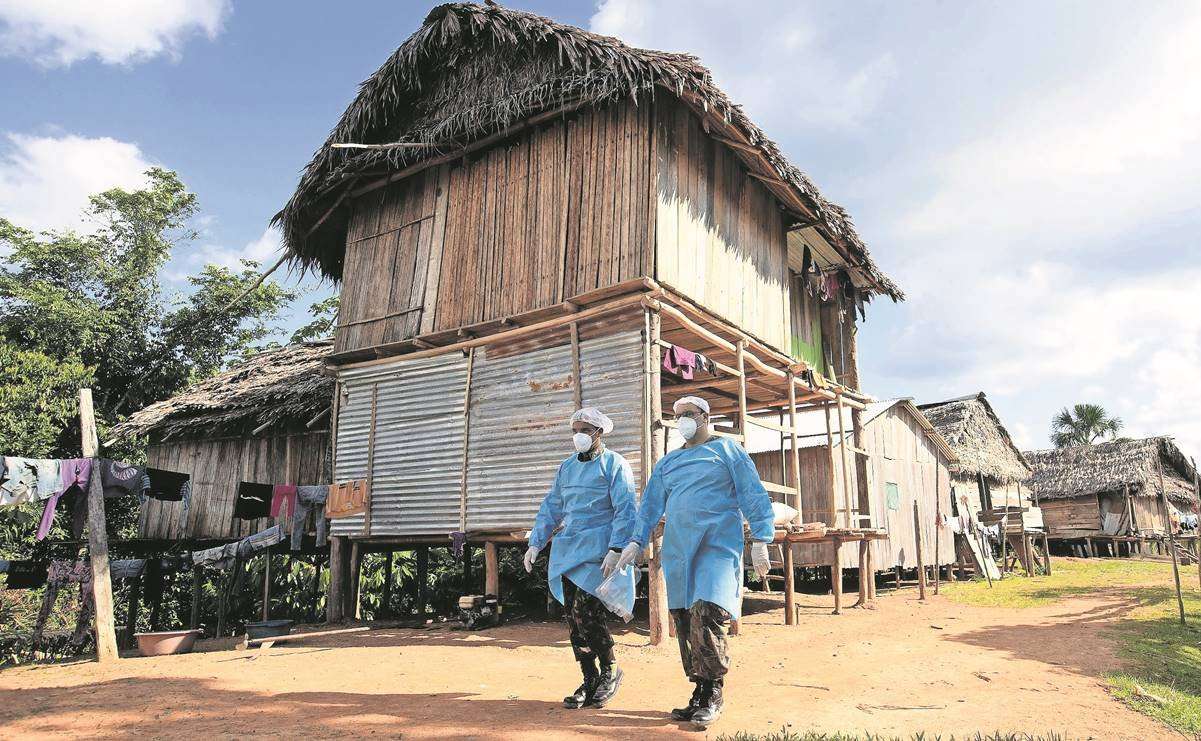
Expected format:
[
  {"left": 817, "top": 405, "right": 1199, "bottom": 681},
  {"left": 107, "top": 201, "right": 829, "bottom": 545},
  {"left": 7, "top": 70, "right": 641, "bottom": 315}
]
[
  {"left": 632, "top": 436, "right": 774, "bottom": 619},
  {"left": 529, "top": 448, "right": 638, "bottom": 605}
]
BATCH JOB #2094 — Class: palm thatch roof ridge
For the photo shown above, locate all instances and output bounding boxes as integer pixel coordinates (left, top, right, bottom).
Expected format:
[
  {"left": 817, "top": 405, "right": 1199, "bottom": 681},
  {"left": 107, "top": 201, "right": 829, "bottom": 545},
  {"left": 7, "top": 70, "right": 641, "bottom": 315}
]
[
  {"left": 112, "top": 343, "right": 334, "bottom": 442},
  {"left": 274, "top": 1, "right": 901, "bottom": 300},
  {"left": 917, "top": 392, "right": 1030, "bottom": 484},
  {"left": 1024, "top": 436, "right": 1197, "bottom": 505}
]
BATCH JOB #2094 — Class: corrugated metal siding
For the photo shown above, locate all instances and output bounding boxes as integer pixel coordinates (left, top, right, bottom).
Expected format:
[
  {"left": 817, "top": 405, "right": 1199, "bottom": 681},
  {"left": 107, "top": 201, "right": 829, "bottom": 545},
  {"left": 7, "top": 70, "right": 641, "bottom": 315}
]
[
  {"left": 465, "top": 328, "right": 644, "bottom": 533},
  {"left": 331, "top": 354, "right": 468, "bottom": 537}
]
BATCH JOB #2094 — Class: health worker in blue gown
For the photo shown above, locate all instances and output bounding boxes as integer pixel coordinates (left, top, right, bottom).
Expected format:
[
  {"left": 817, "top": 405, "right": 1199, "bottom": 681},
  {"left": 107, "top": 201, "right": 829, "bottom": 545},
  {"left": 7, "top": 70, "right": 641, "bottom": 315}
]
[
  {"left": 612, "top": 395, "right": 774, "bottom": 729},
  {"left": 524, "top": 407, "right": 637, "bottom": 710}
]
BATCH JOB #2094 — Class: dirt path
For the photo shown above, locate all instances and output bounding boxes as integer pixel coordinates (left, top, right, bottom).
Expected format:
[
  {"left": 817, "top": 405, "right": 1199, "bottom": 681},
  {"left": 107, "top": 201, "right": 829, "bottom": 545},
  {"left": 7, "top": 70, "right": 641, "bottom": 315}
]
[{"left": 0, "top": 585, "right": 1172, "bottom": 740}]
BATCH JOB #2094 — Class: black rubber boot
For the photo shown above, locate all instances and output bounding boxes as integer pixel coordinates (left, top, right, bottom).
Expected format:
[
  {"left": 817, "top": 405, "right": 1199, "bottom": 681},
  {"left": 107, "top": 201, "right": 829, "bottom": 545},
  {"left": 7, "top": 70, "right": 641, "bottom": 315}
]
[
  {"left": 587, "top": 665, "right": 623, "bottom": 707},
  {"left": 564, "top": 659, "right": 599, "bottom": 709},
  {"left": 670, "top": 681, "right": 704, "bottom": 720},
  {"left": 690, "top": 680, "right": 724, "bottom": 729}
]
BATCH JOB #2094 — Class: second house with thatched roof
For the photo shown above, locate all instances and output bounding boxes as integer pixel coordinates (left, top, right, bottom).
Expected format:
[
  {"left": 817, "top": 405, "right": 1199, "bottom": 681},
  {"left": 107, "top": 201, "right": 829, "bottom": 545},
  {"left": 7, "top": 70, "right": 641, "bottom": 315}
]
[{"left": 1025, "top": 436, "right": 1199, "bottom": 556}]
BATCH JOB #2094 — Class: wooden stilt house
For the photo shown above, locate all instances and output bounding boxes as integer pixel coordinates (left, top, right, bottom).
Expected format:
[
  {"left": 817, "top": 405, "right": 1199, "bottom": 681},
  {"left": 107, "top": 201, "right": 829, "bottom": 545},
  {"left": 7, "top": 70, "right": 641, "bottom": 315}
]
[
  {"left": 917, "top": 393, "right": 1047, "bottom": 575},
  {"left": 276, "top": 2, "right": 902, "bottom": 635},
  {"left": 113, "top": 343, "right": 334, "bottom": 547},
  {"left": 1026, "top": 436, "right": 1198, "bottom": 555}
]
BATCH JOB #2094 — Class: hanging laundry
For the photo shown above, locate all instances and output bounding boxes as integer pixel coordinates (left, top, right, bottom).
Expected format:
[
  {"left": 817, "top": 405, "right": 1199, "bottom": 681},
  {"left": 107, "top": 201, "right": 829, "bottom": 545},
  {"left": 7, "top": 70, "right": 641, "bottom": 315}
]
[
  {"left": 33, "top": 560, "right": 94, "bottom": 649},
  {"left": 234, "top": 482, "right": 273, "bottom": 520},
  {"left": 193, "top": 525, "right": 284, "bottom": 570},
  {"left": 327, "top": 480, "right": 368, "bottom": 519},
  {"left": 192, "top": 541, "right": 239, "bottom": 570},
  {"left": 291, "top": 485, "right": 329, "bottom": 551},
  {"left": 662, "top": 344, "right": 698, "bottom": 380},
  {"left": 36, "top": 458, "right": 92, "bottom": 541},
  {"left": 693, "top": 352, "right": 717, "bottom": 376},
  {"left": 0, "top": 456, "right": 37, "bottom": 506},
  {"left": 822, "top": 272, "right": 840, "bottom": 302},
  {"left": 99, "top": 459, "right": 147, "bottom": 499},
  {"left": 3, "top": 560, "right": 49, "bottom": 589},
  {"left": 450, "top": 530, "right": 467, "bottom": 558},
  {"left": 271, "top": 484, "right": 298, "bottom": 520},
  {"left": 109, "top": 559, "right": 146, "bottom": 581}
]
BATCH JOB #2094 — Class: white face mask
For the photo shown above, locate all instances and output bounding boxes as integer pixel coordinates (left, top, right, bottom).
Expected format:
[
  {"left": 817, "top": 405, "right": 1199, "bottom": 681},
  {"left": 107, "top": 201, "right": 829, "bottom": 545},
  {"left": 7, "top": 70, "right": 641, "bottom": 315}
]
[
  {"left": 572, "top": 432, "right": 595, "bottom": 453},
  {"left": 678, "top": 416, "right": 699, "bottom": 441}
]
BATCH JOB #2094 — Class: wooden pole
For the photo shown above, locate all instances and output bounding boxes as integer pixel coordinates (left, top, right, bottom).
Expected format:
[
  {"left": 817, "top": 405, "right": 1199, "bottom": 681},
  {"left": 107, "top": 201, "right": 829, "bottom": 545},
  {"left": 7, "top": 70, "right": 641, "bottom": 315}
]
[
  {"left": 733, "top": 341, "right": 749, "bottom": 633},
  {"left": 416, "top": 546, "right": 429, "bottom": 617},
  {"left": 484, "top": 542, "right": 500, "bottom": 596},
  {"left": 570, "top": 321, "right": 583, "bottom": 410},
  {"left": 823, "top": 405, "right": 838, "bottom": 527},
  {"left": 349, "top": 542, "right": 363, "bottom": 620},
  {"left": 645, "top": 309, "right": 669, "bottom": 645},
  {"left": 836, "top": 393, "right": 853, "bottom": 528},
  {"left": 190, "top": 565, "right": 202, "bottom": 629},
  {"left": 124, "top": 572, "right": 142, "bottom": 648},
  {"left": 830, "top": 538, "right": 843, "bottom": 614},
  {"left": 1042, "top": 533, "right": 1052, "bottom": 576},
  {"left": 856, "top": 539, "right": 870, "bottom": 607},
  {"left": 913, "top": 500, "right": 927, "bottom": 601},
  {"left": 261, "top": 554, "right": 272, "bottom": 621},
  {"left": 79, "top": 389, "right": 119, "bottom": 662},
  {"left": 1192, "top": 457, "right": 1200, "bottom": 590},
  {"left": 1157, "top": 456, "right": 1186, "bottom": 626},
  {"left": 381, "top": 551, "right": 393, "bottom": 617},
  {"left": 327, "top": 536, "right": 347, "bottom": 623},
  {"left": 934, "top": 464, "right": 941, "bottom": 595},
  {"left": 786, "top": 371, "right": 803, "bottom": 524},
  {"left": 458, "top": 348, "right": 476, "bottom": 532},
  {"left": 783, "top": 540, "right": 796, "bottom": 625}
]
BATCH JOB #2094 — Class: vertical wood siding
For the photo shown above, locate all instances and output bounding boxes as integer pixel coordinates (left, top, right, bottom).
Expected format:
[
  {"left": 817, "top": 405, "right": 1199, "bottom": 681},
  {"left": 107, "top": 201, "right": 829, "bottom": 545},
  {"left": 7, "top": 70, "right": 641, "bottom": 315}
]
[
  {"left": 653, "top": 97, "right": 791, "bottom": 352},
  {"left": 334, "top": 102, "right": 656, "bottom": 354},
  {"left": 138, "top": 430, "right": 330, "bottom": 541}
]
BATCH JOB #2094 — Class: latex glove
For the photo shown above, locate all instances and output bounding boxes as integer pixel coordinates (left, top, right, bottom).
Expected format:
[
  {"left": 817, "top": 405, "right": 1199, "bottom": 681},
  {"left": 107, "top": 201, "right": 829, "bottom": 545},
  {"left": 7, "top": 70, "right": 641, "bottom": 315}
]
[
  {"left": 751, "top": 541, "right": 771, "bottom": 579},
  {"left": 523, "top": 545, "right": 540, "bottom": 573},
  {"left": 613, "top": 542, "right": 641, "bottom": 574},
  {"left": 601, "top": 550, "right": 622, "bottom": 578}
]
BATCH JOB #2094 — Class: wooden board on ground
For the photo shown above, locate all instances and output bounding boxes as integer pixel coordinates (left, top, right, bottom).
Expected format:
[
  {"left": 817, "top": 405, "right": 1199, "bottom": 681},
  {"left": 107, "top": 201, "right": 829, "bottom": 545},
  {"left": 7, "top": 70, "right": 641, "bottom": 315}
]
[{"left": 238, "top": 626, "right": 370, "bottom": 650}]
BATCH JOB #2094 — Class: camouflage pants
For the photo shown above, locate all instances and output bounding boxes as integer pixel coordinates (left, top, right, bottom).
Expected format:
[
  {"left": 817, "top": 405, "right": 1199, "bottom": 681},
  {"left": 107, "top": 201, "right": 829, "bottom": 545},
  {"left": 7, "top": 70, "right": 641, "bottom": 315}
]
[
  {"left": 670, "top": 600, "right": 730, "bottom": 682},
  {"left": 562, "top": 578, "right": 616, "bottom": 666}
]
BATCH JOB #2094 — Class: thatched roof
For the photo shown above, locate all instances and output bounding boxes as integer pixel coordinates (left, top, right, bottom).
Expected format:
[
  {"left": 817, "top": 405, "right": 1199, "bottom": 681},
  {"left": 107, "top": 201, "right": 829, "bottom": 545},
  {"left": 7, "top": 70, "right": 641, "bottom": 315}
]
[
  {"left": 113, "top": 343, "right": 334, "bottom": 442},
  {"left": 1025, "top": 437, "right": 1197, "bottom": 505},
  {"left": 274, "top": 1, "right": 901, "bottom": 300},
  {"left": 917, "top": 393, "right": 1030, "bottom": 484}
]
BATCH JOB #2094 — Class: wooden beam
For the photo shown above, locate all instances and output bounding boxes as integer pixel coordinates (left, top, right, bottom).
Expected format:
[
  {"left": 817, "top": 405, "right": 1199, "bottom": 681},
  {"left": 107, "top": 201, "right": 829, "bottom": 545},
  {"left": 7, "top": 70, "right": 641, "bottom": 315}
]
[
  {"left": 837, "top": 394, "right": 854, "bottom": 528},
  {"left": 1157, "top": 456, "right": 1185, "bottom": 626},
  {"left": 80, "top": 389, "right": 119, "bottom": 662},
  {"left": 914, "top": 500, "right": 927, "bottom": 601},
  {"left": 830, "top": 538, "right": 843, "bottom": 615},
  {"left": 787, "top": 370, "right": 803, "bottom": 525},
  {"left": 570, "top": 322, "right": 583, "bottom": 410},
  {"left": 484, "top": 541, "right": 500, "bottom": 596},
  {"left": 646, "top": 309, "right": 669, "bottom": 646},
  {"left": 458, "top": 348, "right": 476, "bottom": 532}
]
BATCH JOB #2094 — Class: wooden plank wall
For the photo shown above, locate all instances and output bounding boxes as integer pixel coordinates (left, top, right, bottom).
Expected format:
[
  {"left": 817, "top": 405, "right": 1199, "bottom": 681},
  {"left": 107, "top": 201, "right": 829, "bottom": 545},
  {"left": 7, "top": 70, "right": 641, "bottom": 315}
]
[
  {"left": 753, "top": 406, "right": 955, "bottom": 570},
  {"left": 335, "top": 101, "right": 656, "bottom": 355},
  {"left": 1131, "top": 494, "right": 1169, "bottom": 535},
  {"left": 653, "top": 97, "right": 791, "bottom": 352},
  {"left": 1040, "top": 497, "right": 1103, "bottom": 536},
  {"left": 139, "top": 429, "right": 330, "bottom": 541}
]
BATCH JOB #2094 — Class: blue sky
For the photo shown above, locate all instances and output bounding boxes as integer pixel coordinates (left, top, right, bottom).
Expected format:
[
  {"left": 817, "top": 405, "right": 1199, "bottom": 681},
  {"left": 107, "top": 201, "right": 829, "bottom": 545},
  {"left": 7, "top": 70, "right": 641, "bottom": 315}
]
[{"left": 2, "top": 1, "right": 1199, "bottom": 457}]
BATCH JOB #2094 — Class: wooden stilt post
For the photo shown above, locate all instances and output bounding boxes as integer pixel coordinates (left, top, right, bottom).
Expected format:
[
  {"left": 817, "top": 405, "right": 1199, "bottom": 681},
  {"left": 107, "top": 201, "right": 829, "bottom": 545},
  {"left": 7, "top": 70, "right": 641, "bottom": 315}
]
[
  {"left": 786, "top": 372, "right": 803, "bottom": 525},
  {"left": 895, "top": 565, "right": 902, "bottom": 590},
  {"left": 867, "top": 542, "right": 876, "bottom": 599},
  {"left": 381, "top": 551, "right": 393, "bottom": 617},
  {"left": 79, "top": 389, "right": 119, "bottom": 662},
  {"left": 783, "top": 540, "right": 796, "bottom": 625},
  {"left": 349, "top": 542, "right": 363, "bottom": 619},
  {"left": 1192, "top": 457, "right": 1200, "bottom": 590},
  {"left": 416, "top": 546, "right": 429, "bottom": 617},
  {"left": 261, "top": 554, "right": 272, "bottom": 621},
  {"left": 484, "top": 541, "right": 500, "bottom": 596},
  {"left": 462, "top": 543, "right": 473, "bottom": 591},
  {"left": 1157, "top": 456, "right": 1186, "bottom": 626},
  {"left": 124, "top": 572, "right": 143, "bottom": 648},
  {"left": 311, "top": 554, "right": 324, "bottom": 622},
  {"left": 327, "top": 536, "right": 347, "bottom": 623},
  {"left": 831, "top": 538, "right": 843, "bottom": 614},
  {"left": 190, "top": 565, "right": 202, "bottom": 629},
  {"left": 732, "top": 340, "right": 749, "bottom": 634},
  {"left": 934, "top": 464, "right": 941, "bottom": 595},
  {"left": 913, "top": 500, "right": 927, "bottom": 601},
  {"left": 644, "top": 308, "right": 669, "bottom": 645},
  {"left": 823, "top": 404, "right": 838, "bottom": 527},
  {"left": 856, "top": 539, "right": 870, "bottom": 607}
]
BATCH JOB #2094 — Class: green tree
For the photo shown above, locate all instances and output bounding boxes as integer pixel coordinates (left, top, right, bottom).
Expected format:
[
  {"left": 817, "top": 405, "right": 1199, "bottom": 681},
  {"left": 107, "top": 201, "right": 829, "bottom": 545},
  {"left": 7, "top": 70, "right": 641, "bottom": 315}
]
[
  {"left": 290, "top": 294, "right": 339, "bottom": 344},
  {"left": 1051, "top": 403, "right": 1124, "bottom": 448}
]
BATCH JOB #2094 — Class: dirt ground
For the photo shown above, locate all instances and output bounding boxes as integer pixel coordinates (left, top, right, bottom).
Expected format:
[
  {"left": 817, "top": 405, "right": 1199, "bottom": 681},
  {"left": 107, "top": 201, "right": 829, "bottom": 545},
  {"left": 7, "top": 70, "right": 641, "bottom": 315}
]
[{"left": 0, "top": 579, "right": 1173, "bottom": 740}]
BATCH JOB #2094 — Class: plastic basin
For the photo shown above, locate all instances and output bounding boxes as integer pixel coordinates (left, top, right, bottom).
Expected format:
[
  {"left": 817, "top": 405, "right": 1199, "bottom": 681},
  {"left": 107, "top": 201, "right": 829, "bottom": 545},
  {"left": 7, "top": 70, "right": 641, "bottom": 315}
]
[
  {"left": 245, "top": 619, "right": 293, "bottom": 640},
  {"left": 135, "top": 629, "right": 202, "bottom": 656}
]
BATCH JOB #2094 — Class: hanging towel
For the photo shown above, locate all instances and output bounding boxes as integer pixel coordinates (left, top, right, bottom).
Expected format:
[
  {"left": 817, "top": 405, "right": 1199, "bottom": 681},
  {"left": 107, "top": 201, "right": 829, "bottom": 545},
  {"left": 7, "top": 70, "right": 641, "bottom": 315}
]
[
  {"left": 0, "top": 457, "right": 37, "bottom": 506},
  {"left": 327, "top": 480, "right": 368, "bottom": 519},
  {"left": 662, "top": 344, "right": 698, "bottom": 380},
  {"left": 270, "top": 484, "right": 298, "bottom": 520},
  {"left": 234, "top": 482, "right": 273, "bottom": 520}
]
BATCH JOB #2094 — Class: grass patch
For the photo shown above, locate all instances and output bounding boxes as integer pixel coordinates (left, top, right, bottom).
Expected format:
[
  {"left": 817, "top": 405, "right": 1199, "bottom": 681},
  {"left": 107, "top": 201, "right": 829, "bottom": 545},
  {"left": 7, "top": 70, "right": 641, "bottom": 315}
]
[
  {"left": 716, "top": 731, "right": 1067, "bottom": 741},
  {"left": 946, "top": 556, "right": 1201, "bottom": 735}
]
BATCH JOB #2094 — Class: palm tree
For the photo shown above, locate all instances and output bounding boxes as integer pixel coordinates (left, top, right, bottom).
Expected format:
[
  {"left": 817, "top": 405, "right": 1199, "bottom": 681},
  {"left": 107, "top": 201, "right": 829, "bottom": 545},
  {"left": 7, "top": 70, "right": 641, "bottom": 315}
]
[{"left": 1050, "top": 403, "right": 1124, "bottom": 447}]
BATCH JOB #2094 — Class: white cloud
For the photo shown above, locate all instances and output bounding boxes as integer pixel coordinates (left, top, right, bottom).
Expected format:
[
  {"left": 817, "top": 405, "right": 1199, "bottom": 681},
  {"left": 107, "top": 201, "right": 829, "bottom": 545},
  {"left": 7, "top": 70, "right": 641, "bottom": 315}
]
[
  {"left": 192, "top": 225, "right": 282, "bottom": 273},
  {"left": 0, "top": 0, "right": 228, "bottom": 67},
  {"left": 0, "top": 132, "right": 154, "bottom": 234},
  {"left": 589, "top": 0, "right": 895, "bottom": 130}
]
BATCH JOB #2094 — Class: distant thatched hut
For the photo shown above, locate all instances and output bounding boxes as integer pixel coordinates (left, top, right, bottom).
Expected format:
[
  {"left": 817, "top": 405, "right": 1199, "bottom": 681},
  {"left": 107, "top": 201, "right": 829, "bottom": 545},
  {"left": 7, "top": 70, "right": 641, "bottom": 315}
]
[
  {"left": 113, "top": 343, "right": 334, "bottom": 545},
  {"left": 1025, "top": 437, "right": 1198, "bottom": 545},
  {"left": 917, "top": 393, "right": 1038, "bottom": 528}
]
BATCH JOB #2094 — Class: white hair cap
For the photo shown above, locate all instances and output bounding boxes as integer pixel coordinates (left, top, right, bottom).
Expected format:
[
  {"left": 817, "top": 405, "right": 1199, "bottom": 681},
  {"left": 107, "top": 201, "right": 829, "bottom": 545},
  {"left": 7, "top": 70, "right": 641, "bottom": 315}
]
[
  {"left": 672, "top": 396, "right": 710, "bottom": 415},
  {"left": 571, "top": 407, "right": 614, "bottom": 434}
]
